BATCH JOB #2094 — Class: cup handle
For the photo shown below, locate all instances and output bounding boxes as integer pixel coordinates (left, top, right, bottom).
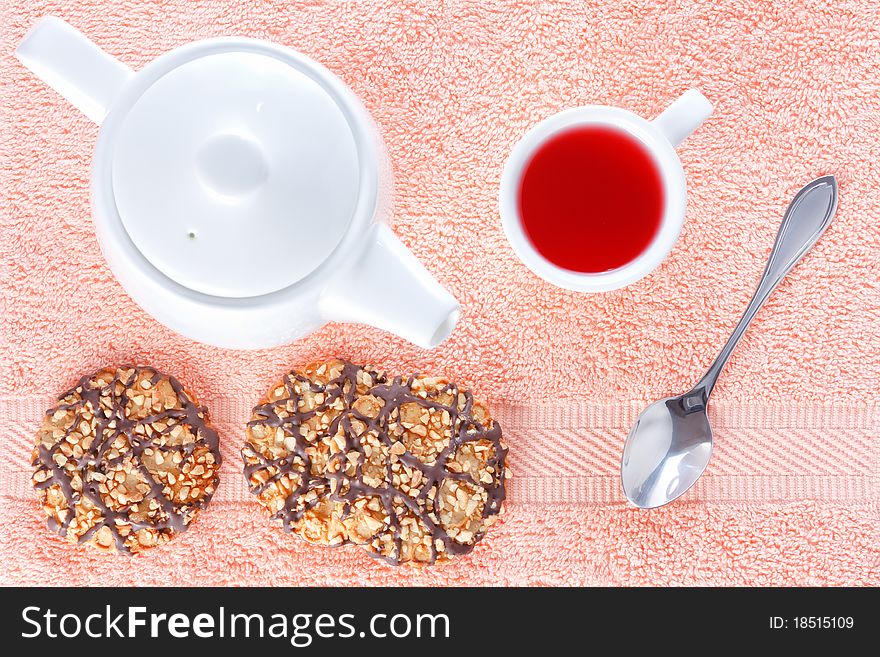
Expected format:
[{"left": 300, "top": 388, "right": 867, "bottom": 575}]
[
  {"left": 15, "top": 16, "right": 133, "bottom": 125},
  {"left": 651, "top": 89, "right": 713, "bottom": 148}
]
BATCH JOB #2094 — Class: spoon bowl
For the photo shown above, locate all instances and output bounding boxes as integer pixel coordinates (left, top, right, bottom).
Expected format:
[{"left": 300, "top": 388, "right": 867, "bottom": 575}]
[{"left": 621, "top": 394, "right": 713, "bottom": 508}]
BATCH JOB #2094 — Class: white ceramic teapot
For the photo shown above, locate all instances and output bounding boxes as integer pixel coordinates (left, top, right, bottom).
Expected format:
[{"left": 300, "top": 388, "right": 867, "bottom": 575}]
[{"left": 16, "top": 17, "right": 460, "bottom": 349}]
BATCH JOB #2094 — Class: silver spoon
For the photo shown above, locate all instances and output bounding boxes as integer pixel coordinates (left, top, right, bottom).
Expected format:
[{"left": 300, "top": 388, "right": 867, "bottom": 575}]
[{"left": 621, "top": 176, "right": 839, "bottom": 508}]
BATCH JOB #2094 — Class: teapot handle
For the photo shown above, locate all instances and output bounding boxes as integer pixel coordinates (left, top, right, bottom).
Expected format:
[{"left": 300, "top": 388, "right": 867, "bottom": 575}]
[{"left": 16, "top": 16, "right": 133, "bottom": 125}]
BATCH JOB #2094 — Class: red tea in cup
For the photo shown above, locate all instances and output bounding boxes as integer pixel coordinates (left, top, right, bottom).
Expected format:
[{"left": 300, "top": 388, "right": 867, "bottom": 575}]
[{"left": 517, "top": 126, "right": 664, "bottom": 273}]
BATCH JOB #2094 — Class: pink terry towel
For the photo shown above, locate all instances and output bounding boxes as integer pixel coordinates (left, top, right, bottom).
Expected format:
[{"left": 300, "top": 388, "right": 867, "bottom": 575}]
[{"left": 1, "top": 1, "right": 878, "bottom": 586}]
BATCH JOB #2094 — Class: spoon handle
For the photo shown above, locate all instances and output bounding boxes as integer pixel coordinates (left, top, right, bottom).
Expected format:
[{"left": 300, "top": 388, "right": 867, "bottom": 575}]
[{"left": 692, "top": 176, "right": 839, "bottom": 399}]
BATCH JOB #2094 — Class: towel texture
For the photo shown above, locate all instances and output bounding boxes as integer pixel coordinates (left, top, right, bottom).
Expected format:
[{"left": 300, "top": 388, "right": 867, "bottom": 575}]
[{"left": 1, "top": 0, "right": 878, "bottom": 586}]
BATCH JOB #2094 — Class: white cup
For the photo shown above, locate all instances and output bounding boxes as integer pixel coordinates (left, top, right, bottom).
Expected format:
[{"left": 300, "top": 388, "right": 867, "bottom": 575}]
[{"left": 499, "top": 89, "right": 712, "bottom": 292}]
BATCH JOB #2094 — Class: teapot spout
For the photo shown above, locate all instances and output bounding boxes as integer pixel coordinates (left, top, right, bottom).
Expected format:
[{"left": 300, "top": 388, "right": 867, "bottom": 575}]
[
  {"left": 16, "top": 16, "right": 133, "bottom": 125},
  {"left": 320, "top": 224, "right": 460, "bottom": 349}
]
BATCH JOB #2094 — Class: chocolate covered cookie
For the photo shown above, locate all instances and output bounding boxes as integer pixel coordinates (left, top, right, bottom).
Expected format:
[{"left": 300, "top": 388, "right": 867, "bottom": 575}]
[
  {"left": 242, "top": 359, "right": 507, "bottom": 565},
  {"left": 32, "top": 366, "right": 221, "bottom": 553}
]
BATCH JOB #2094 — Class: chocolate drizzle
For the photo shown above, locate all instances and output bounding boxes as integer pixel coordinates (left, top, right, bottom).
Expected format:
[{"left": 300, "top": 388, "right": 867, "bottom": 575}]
[
  {"left": 242, "top": 360, "right": 507, "bottom": 565},
  {"left": 32, "top": 366, "right": 221, "bottom": 554}
]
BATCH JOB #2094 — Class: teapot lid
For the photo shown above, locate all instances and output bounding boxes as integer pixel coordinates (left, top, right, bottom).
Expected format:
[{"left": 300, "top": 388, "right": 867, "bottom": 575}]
[{"left": 110, "top": 47, "right": 363, "bottom": 298}]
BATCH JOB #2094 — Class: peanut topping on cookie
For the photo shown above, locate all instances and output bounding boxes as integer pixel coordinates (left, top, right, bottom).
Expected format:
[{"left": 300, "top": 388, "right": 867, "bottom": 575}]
[
  {"left": 242, "top": 359, "right": 507, "bottom": 565},
  {"left": 32, "top": 366, "right": 221, "bottom": 554}
]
